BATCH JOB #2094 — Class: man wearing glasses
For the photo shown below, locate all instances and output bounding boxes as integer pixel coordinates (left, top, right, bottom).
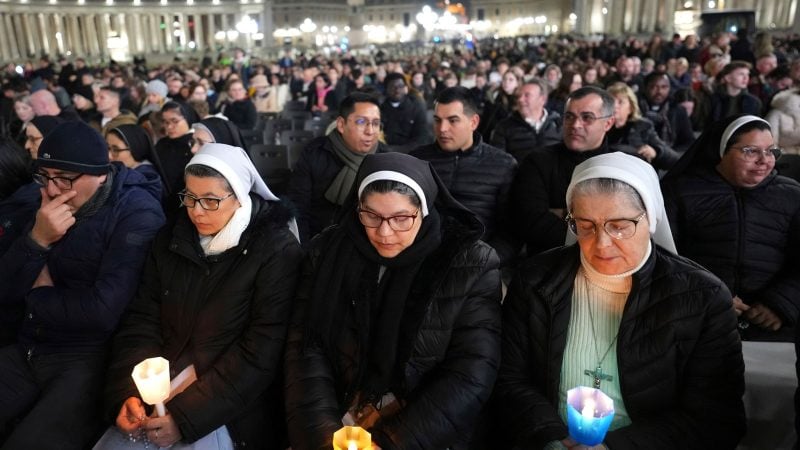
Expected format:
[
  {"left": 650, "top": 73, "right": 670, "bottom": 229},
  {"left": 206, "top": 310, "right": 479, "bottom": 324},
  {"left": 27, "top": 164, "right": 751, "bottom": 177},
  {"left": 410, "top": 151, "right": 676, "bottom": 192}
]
[
  {"left": 411, "top": 87, "right": 519, "bottom": 266},
  {"left": 0, "top": 121, "right": 165, "bottom": 448},
  {"left": 511, "top": 86, "right": 627, "bottom": 256},
  {"left": 287, "top": 92, "right": 389, "bottom": 243}
]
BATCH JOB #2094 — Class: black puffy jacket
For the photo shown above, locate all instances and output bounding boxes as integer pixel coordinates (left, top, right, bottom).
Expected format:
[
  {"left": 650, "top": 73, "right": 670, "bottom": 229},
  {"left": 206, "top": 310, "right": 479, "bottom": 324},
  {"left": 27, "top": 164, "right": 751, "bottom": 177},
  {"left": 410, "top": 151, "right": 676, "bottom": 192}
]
[
  {"left": 662, "top": 168, "right": 800, "bottom": 330},
  {"left": 286, "top": 136, "right": 390, "bottom": 243},
  {"left": 490, "top": 110, "right": 563, "bottom": 163},
  {"left": 410, "top": 133, "right": 519, "bottom": 263},
  {"left": 496, "top": 244, "right": 746, "bottom": 449},
  {"left": 284, "top": 211, "right": 502, "bottom": 450},
  {"left": 104, "top": 198, "right": 303, "bottom": 449}
]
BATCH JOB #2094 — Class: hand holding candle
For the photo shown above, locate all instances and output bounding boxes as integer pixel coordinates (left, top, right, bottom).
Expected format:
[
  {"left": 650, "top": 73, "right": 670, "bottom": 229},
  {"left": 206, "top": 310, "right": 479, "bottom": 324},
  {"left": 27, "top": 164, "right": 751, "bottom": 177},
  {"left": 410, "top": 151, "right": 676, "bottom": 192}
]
[
  {"left": 566, "top": 386, "right": 615, "bottom": 446},
  {"left": 333, "top": 426, "right": 371, "bottom": 450},
  {"left": 131, "top": 357, "right": 170, "bottom": 417}
]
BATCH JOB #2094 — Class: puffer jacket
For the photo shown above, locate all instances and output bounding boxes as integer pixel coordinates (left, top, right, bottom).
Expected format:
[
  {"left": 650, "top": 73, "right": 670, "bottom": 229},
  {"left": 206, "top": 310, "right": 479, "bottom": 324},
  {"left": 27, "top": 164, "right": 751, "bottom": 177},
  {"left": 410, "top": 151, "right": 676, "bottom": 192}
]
[
  {"left": 490, "top": 110, "right": 563, "bottom": 163},
  {"left": 766, "top": 89, "right": 800, "bottom": 155},
  {"left": 104, "top": 198, "right": 303, "bottom": 449},
  {"left": 496, "top": 244, "right": 745, "bottom": 449},
  {"left": 606, "top": 118, "right": 681, "bottom": 171},
  {"left": 662, "top": 168, "right": 800, "bottom": 328},
  {"left": 410, "top": 132, "right": 519, "bottom": 263},
  {"left": 286, "top": 136, "right": 390, "bottom": 243},
  {"left": 284, "top": 209, "right": 502, "bottom": 450},
  {"left": 0, "top": 163, "right": 165, "bottom": 355}
]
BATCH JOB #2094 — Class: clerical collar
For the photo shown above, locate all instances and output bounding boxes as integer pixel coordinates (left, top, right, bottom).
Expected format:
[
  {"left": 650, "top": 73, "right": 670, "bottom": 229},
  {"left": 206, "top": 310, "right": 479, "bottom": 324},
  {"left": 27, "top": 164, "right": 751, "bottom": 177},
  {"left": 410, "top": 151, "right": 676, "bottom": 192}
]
[{"left": 390, "top": 101, "right": 401, "bottom": 108}]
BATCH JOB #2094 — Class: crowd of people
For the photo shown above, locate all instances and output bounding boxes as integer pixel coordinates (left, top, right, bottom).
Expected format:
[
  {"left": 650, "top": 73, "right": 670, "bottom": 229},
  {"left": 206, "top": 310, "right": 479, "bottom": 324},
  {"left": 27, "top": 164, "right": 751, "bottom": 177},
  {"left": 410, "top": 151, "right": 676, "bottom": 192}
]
[{"left": 0, "top": 28, "right": 799, "bottom": 449}]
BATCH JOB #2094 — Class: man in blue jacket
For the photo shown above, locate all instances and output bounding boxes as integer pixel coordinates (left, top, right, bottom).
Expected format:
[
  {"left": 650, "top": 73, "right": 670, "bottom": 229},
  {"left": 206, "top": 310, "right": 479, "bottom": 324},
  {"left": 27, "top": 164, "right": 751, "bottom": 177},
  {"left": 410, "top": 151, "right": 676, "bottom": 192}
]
[{"left": 0, "top": 121, "right": 165, "bottom": 448}]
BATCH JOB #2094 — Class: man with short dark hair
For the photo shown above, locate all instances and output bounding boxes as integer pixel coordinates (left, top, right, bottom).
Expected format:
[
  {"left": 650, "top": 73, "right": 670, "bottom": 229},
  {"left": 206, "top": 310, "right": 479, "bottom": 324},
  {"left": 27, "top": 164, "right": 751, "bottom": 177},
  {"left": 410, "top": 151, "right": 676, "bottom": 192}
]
[
  {"left": 491, "top": 78, "right": 562, "bottom": 163},
  {"left": 380, "top": 73, "right": 432, "bottom": 152},
  {"left": 0, "top": 121, "right": 164, "bottom": 447},
  {"left": 511, "top": 86, "right": 625, "bottom": 255},
  {"left": 710, "top": 61, "right": 762, "bottom": 122},
  {"left": 411, "top": 87, "right": 519, "bottom": 264},
  {"left": 93, "top": 86, "right": 137, "bottom": 136},
  {"left": 639, "top": 71, "right": 695, "bottom": 154},
  {"left": 287, "top": 92, "right": 390, "bottom": 242}
]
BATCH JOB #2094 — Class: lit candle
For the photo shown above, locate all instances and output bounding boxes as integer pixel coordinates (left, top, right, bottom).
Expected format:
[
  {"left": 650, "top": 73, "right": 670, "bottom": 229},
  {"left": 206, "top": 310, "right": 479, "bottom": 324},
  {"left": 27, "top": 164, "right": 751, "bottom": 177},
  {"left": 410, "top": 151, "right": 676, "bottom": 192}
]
[
  {"left": 332, "top": 426, "right": 371, "bottom": 450},
  {"left": 131, "top": 357, "right": 170, "bottom": 417},
  {"left": 566, "top": 386, "right": 614, "bottom": 446}
]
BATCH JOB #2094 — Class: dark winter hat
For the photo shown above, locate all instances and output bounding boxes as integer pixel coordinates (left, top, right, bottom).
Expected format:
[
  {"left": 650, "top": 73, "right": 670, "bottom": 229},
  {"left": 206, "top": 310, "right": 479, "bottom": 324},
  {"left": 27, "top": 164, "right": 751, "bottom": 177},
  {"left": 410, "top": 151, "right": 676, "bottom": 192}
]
[{"left": 36, "top": 121, "right": 110, "bottom": 175}]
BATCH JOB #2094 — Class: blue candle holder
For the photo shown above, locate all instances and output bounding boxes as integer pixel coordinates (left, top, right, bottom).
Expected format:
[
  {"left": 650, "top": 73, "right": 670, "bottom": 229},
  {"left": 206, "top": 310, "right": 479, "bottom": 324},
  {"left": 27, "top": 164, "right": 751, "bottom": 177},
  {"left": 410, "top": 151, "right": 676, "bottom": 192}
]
[{"left": 566, "top": 386, "right": 615, "bottom": 446}]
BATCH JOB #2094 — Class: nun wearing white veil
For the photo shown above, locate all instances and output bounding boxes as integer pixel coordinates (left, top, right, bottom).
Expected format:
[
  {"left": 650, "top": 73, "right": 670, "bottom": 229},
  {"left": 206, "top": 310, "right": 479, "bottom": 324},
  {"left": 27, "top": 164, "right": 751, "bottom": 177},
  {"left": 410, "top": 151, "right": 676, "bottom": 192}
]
[
  {"left": 98, "top": 143, "right": 303, "bottom": 450},
  {"left": 497, "top": 152, "right": 745, "bottom": 449}
]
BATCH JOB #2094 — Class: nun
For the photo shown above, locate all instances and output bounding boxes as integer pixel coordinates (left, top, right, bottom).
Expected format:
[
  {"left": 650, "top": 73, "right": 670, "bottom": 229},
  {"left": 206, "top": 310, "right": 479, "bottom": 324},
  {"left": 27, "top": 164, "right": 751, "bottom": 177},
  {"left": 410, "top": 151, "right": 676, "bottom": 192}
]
[
  {"left": 99, "top": 143, "right": 302, "bottom": 449},
  {"left": 497, "top": 152, "right": 746, "bottom": 449}
]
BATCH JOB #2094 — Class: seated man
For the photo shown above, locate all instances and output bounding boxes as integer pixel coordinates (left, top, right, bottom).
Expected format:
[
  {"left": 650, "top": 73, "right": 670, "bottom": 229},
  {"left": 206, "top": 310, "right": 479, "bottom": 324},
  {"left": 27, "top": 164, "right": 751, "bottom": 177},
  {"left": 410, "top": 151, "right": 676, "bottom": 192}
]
[
  {"left": 0, "top": 121, "right": 165, "bottom": 447},
  {"left": 491, "top": 78, "right": 562, "bottom": 163},
  {"left": 638, "top": 71, "right": 696, "bottom": 154},
  {"left": 380, "top": 73, "right": 433, "bottom": 152},
  {"left": 411, "top": 87, "right": 519, "bottom": 265},
  {"left": 287, "top": 92, "right": 389, "bottom": 242},
  {"left": 511, "top": 86, "right": 624, "bottom": 256}
]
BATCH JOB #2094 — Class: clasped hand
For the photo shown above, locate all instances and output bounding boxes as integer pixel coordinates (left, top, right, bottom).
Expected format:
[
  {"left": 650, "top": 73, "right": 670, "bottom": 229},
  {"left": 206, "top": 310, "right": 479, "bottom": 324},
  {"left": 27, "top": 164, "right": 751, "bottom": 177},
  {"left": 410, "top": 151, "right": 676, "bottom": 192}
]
[{"left": 117, "top": 396, "right": 183, "bottom": 448}]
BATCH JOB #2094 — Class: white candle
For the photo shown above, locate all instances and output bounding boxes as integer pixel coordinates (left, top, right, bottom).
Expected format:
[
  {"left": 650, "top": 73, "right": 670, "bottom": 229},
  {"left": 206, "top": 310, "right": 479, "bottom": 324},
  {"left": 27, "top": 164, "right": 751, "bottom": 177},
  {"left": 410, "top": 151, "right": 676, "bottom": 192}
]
[{"left": 131, "top": 357, "right": 170, "bottom": 417}]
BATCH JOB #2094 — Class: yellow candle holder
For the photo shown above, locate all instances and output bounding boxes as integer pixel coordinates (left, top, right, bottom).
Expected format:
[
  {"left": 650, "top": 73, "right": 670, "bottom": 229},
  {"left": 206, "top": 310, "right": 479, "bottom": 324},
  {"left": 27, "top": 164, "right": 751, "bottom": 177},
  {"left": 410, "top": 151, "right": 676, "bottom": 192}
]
[{"left": 333, "top": 426, "right": 371, "bottom": 450}]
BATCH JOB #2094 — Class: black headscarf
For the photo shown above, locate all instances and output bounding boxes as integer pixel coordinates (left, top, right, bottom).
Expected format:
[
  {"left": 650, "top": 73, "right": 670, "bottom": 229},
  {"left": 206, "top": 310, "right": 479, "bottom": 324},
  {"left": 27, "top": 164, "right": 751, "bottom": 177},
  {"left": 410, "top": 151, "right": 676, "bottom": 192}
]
[
  {"left": 663, "top": 114, "right": 772, "bottom": 181},
  {"left": 108, "top": 124, "right": 154, "bottom": 162},
  {"left": 193, "top": 117, "right": 246, "bottom": 151},
  {"left": 306, "top": 152, "right": 476, "bottom": 405},
  {"left": 162, "top": 101, "right": 200, "bottom": 127}
]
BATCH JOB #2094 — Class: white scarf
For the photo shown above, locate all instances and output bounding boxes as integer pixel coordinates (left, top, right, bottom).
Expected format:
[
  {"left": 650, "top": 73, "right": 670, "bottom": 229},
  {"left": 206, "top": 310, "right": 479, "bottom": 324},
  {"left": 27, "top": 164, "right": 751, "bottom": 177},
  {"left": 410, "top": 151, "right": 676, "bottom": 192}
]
[{"left": 188, "top": 144, "right": 280, "bottom": 255}]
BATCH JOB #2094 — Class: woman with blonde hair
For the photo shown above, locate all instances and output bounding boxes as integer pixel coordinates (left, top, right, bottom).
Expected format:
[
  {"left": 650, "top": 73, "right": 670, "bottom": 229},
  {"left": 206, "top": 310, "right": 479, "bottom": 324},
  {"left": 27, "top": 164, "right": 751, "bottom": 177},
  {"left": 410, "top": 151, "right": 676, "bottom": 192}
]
[{"left": 606, "top": 82, "right": 679, "bottom": 171}]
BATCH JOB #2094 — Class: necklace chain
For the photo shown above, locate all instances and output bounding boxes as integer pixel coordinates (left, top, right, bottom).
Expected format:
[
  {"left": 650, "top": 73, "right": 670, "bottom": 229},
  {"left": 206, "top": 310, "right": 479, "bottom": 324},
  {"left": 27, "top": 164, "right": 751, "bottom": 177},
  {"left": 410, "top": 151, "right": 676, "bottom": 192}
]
[{"left": 583, "top": 269, "right": 621, "bottom": 388}]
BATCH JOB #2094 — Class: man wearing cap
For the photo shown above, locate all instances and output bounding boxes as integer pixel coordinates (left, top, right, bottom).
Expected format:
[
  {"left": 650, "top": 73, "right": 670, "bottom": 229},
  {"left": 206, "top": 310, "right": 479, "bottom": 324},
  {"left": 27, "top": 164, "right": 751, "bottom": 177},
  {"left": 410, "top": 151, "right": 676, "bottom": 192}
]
[{"left": 0, "top": 121, "right": 165, "bottom": 447}]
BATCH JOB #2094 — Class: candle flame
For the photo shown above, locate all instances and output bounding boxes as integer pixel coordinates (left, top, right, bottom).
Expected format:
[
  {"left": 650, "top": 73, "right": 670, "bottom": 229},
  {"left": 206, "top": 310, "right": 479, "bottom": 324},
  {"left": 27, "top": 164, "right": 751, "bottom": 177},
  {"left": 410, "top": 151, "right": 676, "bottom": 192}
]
[
  {"left": 347, "top": 440, "right": 358, "bottom": 450},
  {"left": 581, "top": 398, "right": 596, "bottom": 419}
]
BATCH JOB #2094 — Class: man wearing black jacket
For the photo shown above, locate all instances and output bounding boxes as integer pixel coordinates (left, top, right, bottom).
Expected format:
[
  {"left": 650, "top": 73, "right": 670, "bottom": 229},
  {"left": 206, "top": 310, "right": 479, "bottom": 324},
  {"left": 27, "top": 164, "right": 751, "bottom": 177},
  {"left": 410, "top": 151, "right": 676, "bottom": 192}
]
[
  {"left": 411, "top": 87, "right": 519, "bottom": 265},
  {"left": 639, "top": 71, "right": 695, "bottom": 155},
  {"left": 511, "top": 86, "right": 623, "bottom": 256},
  {"left": 380, "top": 73, "right": 432, "bottom": 152},
  {"left": 491, "top": 78, "right": 562, "bottom": 163}
]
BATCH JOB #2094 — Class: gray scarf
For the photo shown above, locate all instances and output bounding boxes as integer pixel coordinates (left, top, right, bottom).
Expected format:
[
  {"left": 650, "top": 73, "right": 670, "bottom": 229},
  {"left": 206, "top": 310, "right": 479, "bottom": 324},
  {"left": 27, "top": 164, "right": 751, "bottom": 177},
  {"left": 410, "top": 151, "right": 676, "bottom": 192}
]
[
  {"left": 74, "top": 171, "right": 114, "bottom": 226},
  {"left": 324, "top": 131, "right": 376, "bottom": 205}
]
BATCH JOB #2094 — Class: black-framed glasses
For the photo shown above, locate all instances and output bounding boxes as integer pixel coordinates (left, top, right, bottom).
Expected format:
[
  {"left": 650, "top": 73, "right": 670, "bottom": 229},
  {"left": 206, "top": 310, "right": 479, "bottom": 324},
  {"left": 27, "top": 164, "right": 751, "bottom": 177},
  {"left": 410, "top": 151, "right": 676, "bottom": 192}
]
[
  {"left": 32, "top": 172, "right": 84, "bottom": 190},
  {"left": 108, "top": 145, "right": 130, "bottom": 155},
  {"left": 729, "top": 146, "right": 782, "bottom": 162},
  {"left": 358, "top": 207, "right": 419, "bottom": 231},
  {"left": 566, "top": 211, "right": 647, "bottom": 240},
  {"left": 563, "top": 112, "right": 612, "bottom": 125},
  {"left": 178, "top": 190, "right": 235, "bottom": 211},
  {"left": 350, "top": 117, "right": 382, "bottom": 131}
]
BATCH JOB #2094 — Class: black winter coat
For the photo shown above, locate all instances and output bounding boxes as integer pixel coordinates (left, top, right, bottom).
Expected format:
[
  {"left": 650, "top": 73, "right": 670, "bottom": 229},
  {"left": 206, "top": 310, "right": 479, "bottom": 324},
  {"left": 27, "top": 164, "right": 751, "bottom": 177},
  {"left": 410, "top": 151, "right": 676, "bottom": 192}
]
[
  {"left": 286, "top": 136, "right": 390, "bottom": 242},
  {"left": 638, "top": 98, "right": 695, "bottom": 154},
  {"left": 380, "top": 96, "right": 432, "bottom": 150},
  {"left": 662, "top": 168, "right": 800, "bottom": 331},
  {"left": 490, "top": 110, "right": 563, "bottom": 163},
  {"left": 284, "top": 212, "right": 502, "bottom": 450},
  {"left": 510, "top": 141, "right": 632, "bottom": 255},
  {"left": 606, "top": 118, "right": 681, "bottom": 171},
  {"left": 709, "top": 90, "right": 762, "bottom": 123},
  {"left": 104, "top": 198, "right": 303, "bottom": 449},
  {"left": 222, "top": 99, "right": 258, "bottom": 130},
  {"left": 496, "top": 244, "right": 746, "bottom": 449},
  {"left": 410, "top": 133, "right": 519, "bottom": 264}
]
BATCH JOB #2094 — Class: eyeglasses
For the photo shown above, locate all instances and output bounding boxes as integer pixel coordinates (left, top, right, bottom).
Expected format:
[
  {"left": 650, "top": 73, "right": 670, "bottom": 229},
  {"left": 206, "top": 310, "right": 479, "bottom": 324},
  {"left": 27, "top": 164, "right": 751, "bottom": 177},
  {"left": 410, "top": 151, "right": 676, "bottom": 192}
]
[
  {"left": 566, "top": 212, "right": 647, "bottom": 240},
  {"left": 350, "top": 117, "right": 382, "bottom": 131},
  {"left": 729, "top": 146, "right": 782, "bottom": 162},
  {"left": 563, "top": 112, "right": 612, "bottom": 126},
  {"left": 358, "top": 208, "right": 419, "bottom": 231},
  {"left": 33, "top": 172, "right": 84, "bottom": 190},
  {"left": 108, "top": 145, "right": 130, "bottom": 155},
  {"left": 188, "top": 137, "right": 213, "bottom": 149},
  {"left": 178, "top": 190, "right": 235, "bottom": 211}
]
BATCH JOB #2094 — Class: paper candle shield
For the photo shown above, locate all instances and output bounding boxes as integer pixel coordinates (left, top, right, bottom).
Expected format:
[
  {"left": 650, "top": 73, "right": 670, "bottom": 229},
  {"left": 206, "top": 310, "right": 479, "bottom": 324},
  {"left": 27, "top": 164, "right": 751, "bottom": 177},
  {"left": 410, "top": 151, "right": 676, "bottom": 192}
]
[
  {"left": 332, "top": 426, "right": 371, "bottom": 450},
  {"left": 566, "top": 386, "right": 615, "bottom": 446},
  {"left": 131, "top": 357, "right": 170, "bottom": 409}
]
